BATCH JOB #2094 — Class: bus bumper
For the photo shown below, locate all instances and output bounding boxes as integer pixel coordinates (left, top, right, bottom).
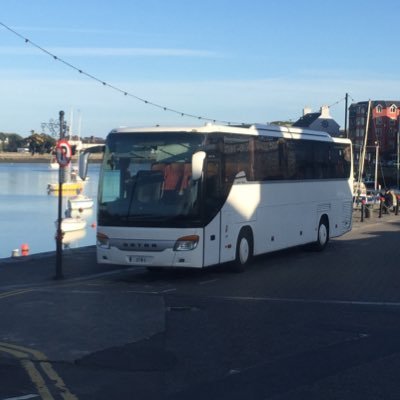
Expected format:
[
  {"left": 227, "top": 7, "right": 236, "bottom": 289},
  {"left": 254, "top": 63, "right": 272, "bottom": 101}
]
[{"left": 96, "top": 228, "right": 204, "bottom": 268}]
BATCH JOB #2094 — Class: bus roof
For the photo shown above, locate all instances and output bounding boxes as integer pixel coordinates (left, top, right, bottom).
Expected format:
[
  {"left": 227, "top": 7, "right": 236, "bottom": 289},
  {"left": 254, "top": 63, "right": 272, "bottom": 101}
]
[{"left": 110, "top": 123, "right": 351, "bottom": 144}]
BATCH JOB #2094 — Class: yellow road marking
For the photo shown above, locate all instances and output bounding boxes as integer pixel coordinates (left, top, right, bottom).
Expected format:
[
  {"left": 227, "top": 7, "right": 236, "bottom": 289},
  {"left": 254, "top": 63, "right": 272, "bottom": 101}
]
[
  {"left": 0, "top": 346, "right": 54, "bottom": 400},
  {"left": 21, "top": 359, "right": 55, "bottom": 400},
  {"left": 0, "top": 343, "right": 48, "bottom": 361},
  {"left": 0, "top": 343, "right": 78, "bottom": 400},
  {"left": 40, "top": 362, "right": 78, "bottom": 400}
]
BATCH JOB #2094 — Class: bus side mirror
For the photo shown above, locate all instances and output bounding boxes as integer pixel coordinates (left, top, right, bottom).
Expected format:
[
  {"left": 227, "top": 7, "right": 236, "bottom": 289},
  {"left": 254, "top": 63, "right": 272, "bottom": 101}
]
[
  {"left": 79, "top": 151, "right": 90, "bottom": 181},
  {"left": 192, "top": 151, "right": 206, "bottom": 181},
  {"left": 78, "top": 145, "right": 105, "bottom": 181}
]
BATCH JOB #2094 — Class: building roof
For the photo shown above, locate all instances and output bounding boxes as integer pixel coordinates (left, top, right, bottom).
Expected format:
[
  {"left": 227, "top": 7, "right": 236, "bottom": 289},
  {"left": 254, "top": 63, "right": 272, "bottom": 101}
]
[
  {"left": 350, "top": 100, "right": 400, "bottom": 109},
  {"left": 292, "top": 112, "right": 321, "bottom": 128}
]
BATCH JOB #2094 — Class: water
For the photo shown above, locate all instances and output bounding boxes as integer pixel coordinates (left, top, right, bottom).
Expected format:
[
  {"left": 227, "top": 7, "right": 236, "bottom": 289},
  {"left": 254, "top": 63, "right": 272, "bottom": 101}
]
[{"left": 0, "top": 163, "right": 100, "bottom": 258}]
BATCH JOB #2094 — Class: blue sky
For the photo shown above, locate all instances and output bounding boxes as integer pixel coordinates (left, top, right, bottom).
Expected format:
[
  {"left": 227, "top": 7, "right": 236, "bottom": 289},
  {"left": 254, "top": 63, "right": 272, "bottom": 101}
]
[{"left": 1, "top": 0, "right": 400, "bottom": 138}]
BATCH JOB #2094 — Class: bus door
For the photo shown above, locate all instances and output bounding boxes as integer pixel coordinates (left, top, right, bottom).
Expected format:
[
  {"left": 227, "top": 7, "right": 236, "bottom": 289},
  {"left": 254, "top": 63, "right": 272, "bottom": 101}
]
[{"left": 203, "top": 158, "right": 222, "bottom": 267}]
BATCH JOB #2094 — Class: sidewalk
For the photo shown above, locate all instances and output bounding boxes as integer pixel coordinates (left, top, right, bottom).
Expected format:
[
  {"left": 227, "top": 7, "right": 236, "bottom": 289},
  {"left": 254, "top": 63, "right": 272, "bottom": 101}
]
[
  {"left": 0, "top": 246, "right": 101, "bottom": 289},
  {"left": 352, "top": 203, "right": 400, "bottom": 224}
]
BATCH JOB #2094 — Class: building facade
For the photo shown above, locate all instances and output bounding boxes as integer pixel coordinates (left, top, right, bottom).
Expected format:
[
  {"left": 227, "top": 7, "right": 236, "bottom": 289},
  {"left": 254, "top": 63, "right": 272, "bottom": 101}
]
[
  {"left": 292, "top": 105, "right": 341, "bottom": 137},
  {"left": 348, "top": 100, "right": 400, "bottom": 164}
]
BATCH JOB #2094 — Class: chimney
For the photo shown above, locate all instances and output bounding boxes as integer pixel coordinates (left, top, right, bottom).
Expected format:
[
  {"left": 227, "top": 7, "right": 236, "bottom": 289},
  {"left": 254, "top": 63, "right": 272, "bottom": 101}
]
[
  {"left": 320, "top": 105, "right": 331, "bottom": 118},
  {"left": 303, "top": 107, "right": 312, "bottom": 116}
]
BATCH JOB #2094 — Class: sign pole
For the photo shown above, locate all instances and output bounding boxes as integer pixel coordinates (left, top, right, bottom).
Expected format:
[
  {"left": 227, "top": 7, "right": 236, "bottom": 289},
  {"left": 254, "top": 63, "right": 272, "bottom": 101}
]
[{"left": 55, "top": 110, "right": 65, "bottom": 280}]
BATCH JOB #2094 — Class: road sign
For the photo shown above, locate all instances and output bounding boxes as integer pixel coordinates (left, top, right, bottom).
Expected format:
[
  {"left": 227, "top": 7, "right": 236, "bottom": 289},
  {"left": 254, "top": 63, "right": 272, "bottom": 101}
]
[{"left": 55, "top": 139, "right": 72, "bottom": 167}]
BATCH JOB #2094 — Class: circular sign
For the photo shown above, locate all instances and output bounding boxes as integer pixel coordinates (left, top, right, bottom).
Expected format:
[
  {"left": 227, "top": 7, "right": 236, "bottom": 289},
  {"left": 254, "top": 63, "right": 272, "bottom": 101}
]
[{"left": 55, "top": 139, "right": 72, "bottom": 167}]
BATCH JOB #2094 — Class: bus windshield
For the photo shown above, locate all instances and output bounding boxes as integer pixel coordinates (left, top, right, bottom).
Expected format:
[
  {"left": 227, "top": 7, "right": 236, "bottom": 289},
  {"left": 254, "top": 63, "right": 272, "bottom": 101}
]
[{"left": 98, "top": 132, "right": 205, "bottom": 227}]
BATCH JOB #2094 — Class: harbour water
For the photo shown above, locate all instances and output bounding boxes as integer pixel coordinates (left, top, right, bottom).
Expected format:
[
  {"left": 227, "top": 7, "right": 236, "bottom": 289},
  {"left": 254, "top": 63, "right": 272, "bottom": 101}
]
[{"left": 0, "top": 162, "right": 100, "bottom": 258}]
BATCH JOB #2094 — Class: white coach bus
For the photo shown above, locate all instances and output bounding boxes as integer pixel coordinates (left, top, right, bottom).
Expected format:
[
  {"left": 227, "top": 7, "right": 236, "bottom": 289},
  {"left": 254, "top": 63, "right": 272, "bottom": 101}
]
[{"left": 82, "top": 123, "right": 353, "bottom": 271}]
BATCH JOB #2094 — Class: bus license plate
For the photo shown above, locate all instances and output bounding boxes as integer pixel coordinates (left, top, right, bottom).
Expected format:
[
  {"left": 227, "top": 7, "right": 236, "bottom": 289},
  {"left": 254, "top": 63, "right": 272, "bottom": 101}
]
[{"left": 127, "top": 255, "right": 153, "bottom": 264}]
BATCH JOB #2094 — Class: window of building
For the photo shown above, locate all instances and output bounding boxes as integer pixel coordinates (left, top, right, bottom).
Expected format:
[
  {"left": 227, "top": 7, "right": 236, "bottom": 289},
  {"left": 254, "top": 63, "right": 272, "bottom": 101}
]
[
  {"left": 390, "top": 104, "right": 397, "bottom": 113},
  {"left": 376, "top": 104, "right": 383, "bottom": 113}
]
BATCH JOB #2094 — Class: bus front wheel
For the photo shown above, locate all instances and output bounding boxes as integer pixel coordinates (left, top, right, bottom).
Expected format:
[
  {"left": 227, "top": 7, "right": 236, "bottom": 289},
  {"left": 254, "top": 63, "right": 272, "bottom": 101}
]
[
  {"left": 232, "top": 228, "right": 253, "bottom": 272},
  {"left": 313, "top": 216, "right": 329, "bottom": 251}
]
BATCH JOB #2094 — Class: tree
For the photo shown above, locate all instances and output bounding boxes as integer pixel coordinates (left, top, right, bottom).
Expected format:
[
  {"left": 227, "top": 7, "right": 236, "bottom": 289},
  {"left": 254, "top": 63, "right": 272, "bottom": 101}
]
[
  {"left": 0, "top": 132, "right": 8, "bottom": 151},
  {"left": 4, "top": 133, "right": 24, "bottom": 152},
  {"left": 25, "top": 132, "right": 56, "bottom": 154}
]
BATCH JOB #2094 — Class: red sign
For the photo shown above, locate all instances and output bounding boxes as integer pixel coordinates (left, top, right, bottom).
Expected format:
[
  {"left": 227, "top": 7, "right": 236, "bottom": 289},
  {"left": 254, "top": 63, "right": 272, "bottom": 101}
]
[{"left": 55, "top": 139, "right": 72, "bottom": 167}]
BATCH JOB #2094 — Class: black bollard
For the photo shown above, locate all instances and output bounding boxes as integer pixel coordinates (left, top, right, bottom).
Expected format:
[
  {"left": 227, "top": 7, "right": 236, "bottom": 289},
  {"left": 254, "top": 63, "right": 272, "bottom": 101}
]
[
  {"left": 396, "top": 196, "right": 399, "bottom": 216},
  {"left": 379, "top": 197, "right": 383, "bottom": 218},
  {"left": 361, "top": 201, "right": 364, "bottom": 222},
  {"left": 365, "top": 203, "right": 370, "bottom": 218}
]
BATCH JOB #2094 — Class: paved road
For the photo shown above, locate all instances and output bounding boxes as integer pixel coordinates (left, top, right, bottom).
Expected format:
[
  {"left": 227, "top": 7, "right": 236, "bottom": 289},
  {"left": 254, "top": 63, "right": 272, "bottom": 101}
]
[{"left": 1, "top": 214, "right": 400, "bottom": 399}]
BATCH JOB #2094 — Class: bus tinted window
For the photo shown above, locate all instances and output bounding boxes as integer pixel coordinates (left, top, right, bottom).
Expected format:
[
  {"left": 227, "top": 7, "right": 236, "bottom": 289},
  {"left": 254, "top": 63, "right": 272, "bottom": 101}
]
[
  {"left": 219, "top": 135, "right": 351, "bottom": 182},
  {"left": 223, "top": 136, "right": 251, "bottom": 182},
  {"left": 254, "top": 137, "right": 285, "bottom": 181}
]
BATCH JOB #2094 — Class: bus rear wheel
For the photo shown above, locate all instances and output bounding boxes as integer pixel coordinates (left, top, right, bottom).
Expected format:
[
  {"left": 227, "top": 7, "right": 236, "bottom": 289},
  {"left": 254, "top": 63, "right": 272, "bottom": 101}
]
[
  {"left": 232, "top": 228, "right": 253, "bottom": 272},
  {"left": 313, "top": 216, "right": 329, "bottom": 251}
]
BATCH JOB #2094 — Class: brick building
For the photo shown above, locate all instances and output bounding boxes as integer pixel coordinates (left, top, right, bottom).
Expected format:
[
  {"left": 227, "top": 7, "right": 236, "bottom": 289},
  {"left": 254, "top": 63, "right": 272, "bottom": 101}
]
[{"left": 348, "top": 100, "right": 400, "bottom": 163}]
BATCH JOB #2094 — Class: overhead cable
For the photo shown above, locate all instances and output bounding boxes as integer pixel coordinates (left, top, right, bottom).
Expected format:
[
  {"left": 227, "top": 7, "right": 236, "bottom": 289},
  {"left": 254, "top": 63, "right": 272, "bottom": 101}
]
[{"left": 0, "top": 21, "right": 241, "bottom": 125}]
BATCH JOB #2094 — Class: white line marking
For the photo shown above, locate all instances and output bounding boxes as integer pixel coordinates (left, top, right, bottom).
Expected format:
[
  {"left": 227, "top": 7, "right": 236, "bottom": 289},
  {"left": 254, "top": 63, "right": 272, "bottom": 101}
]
[
  {"left": 214, "top": 295, "right": 400, "bottom": 308},
  {"left": 160, "top": 288, "right": 177, "bottom": 293},
  {"left": 2, "top": 395, "right": 40, "bottom": 400},
  {"left": 199, "top": 279, "right": 218, "bottom": 285}
]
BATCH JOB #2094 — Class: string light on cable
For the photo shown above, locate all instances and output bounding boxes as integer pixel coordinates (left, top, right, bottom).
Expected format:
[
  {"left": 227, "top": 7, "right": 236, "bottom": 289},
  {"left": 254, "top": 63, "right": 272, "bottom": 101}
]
[
  {"left": 328, "top": 94, "right": 355, "bottom": 109},
  {"left": 328, "top": 97, "right": 346, "bottom": 108},
  {"left": 0, "top": 21, "right": 242, "bottom": 126}
]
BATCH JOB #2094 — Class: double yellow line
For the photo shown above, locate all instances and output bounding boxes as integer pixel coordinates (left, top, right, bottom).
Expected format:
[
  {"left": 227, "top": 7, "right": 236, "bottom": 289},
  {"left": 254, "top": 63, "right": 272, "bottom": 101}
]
[
  {"left": 0, "top": 279, "right": 108, "bottom": 398},
  {"left": 0, "top": 342, "right": 78, "bottom": 400}
]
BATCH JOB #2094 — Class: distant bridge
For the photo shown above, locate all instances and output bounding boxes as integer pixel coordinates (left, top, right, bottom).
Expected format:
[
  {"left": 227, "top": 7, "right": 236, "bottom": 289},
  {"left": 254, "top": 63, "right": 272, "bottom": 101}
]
[
  {"left": 68, "top": 140, "right": 104, "bottom": 151},
  {"left": 80, "top": 143, "right": 103, "bottom": 150}
]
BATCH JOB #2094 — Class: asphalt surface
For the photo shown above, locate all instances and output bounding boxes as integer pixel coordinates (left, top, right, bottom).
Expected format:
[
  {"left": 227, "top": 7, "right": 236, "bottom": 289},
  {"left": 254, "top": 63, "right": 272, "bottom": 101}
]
[{"left": 1, "top": 209, "right": 400, "bottom": 399}]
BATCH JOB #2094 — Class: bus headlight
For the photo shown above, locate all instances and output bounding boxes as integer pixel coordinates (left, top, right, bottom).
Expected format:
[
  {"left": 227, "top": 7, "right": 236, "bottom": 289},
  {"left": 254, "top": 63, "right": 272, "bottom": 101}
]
[
  {"left": 174, "top": 235, "right": 199, "bottom": 251},
  {"left": 97, "top": 232, "right": 110, "bottom": 249}
]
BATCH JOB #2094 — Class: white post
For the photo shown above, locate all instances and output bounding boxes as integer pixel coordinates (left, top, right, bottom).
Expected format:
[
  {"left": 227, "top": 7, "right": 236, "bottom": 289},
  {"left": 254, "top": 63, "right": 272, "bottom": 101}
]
[
  {"left": 374, "top": 142, "right": 379, "bottom": 191},
  {"left": 358, "top": 100, "right": 371, "bottom": 186}
]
